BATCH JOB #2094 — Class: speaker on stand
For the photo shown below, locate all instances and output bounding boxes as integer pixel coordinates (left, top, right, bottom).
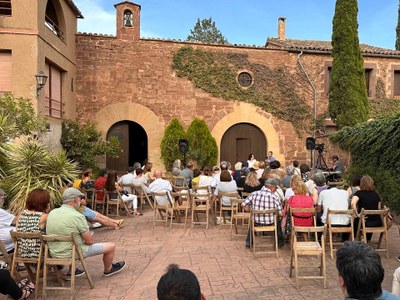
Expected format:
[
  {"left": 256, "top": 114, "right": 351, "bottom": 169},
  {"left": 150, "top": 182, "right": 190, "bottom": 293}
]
[
  {"left": 178, "top": 139, "right": 189, "bottom": 166},
  {"left": 306, "top": 137, "right": 315, "bottom": 168}
]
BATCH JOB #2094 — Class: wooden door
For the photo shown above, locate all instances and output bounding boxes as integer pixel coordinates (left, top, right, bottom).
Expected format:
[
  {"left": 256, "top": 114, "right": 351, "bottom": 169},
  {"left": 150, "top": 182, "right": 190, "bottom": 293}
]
[
  {"left": 107, "top": 122, "right": 129, "bottom": 173},
  {"left": 220, "top": 123, "right": 266, "bottom": 165}
]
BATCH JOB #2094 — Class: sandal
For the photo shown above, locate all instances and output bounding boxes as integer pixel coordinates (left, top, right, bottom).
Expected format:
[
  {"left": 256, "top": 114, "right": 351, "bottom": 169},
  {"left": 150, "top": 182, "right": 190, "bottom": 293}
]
[
  {"left": 20, "top": 281, "right": 35, "bottom": 299},
  {"left": 134, "top": 212, "right": 143, "bottom": 216},
  {"left": 17, "top": 278, "right": 29, "bottom": 289}
]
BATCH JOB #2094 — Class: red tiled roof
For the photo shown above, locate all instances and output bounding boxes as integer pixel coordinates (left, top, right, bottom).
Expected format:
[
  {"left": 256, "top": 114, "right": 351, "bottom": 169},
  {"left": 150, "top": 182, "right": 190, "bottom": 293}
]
[{"left": 266, "top": 37, "right": 400, "bottom": 57}]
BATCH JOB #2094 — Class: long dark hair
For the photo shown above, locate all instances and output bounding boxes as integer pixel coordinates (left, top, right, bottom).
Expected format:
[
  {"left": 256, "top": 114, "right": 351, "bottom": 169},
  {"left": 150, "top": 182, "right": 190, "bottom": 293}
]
[{"left": 105, "top": 170, "right": 118, "bottom": 191}]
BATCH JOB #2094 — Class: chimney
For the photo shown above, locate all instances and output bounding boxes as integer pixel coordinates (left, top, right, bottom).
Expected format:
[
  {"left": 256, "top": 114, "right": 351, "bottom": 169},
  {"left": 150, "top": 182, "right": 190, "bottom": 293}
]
[{"left": 278, "top": 17, "right": 286, "bottom": 41}]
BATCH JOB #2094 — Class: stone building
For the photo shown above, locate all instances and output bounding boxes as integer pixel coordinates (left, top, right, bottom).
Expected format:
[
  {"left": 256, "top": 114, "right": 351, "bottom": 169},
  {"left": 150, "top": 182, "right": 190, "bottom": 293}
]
[{"left": 2, "top": 0, "right": 400, "bottom": 172}]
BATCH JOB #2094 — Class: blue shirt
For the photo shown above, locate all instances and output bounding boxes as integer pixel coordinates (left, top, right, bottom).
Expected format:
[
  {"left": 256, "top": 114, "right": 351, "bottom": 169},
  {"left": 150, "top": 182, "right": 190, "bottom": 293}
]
[{"left": 346, "top": 290, "right": 400, "bottom": 300}]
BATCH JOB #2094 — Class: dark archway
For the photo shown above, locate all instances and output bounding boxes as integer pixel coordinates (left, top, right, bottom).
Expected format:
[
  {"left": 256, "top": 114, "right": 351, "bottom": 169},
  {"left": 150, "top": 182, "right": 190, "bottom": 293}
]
[
  {"left": 220, "top": 123, "right": 267, "bottom": 165},
  {"left": 106, "top": 121, "right": 147, "bottom": 173}
]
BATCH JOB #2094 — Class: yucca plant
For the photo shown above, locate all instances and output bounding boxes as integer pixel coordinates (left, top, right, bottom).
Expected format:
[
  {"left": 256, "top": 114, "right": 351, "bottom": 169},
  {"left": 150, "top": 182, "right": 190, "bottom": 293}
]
[{"left": 2, "top": 139, "right": 79, "bottom": 213}]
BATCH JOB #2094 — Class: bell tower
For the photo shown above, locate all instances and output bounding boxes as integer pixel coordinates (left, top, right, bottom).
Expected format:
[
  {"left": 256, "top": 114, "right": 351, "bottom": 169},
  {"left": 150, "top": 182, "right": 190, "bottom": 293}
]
[{"left": 114, "top": 1, "right": 141, "bottom": 41}]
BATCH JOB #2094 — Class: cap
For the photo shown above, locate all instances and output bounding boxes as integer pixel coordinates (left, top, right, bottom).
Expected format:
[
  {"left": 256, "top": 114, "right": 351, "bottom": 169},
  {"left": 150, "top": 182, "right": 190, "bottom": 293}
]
[
  {"left": 62, "top": 187, "right": 84, "bottom": 202},
  {"left": 265, "top": 178, "right": 279, "bottom": 187}
]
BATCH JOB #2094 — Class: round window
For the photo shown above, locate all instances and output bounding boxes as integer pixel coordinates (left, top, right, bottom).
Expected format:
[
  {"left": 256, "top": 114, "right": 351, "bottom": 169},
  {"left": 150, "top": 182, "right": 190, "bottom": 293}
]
[{"left": 237, "top": 72, "right": 253, "bottom": 87}]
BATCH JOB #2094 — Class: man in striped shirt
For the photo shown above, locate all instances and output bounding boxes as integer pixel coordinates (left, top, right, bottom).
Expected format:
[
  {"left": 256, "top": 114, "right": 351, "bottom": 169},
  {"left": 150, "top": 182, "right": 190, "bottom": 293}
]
[{"left": 242, "top": 178, "right": 284, "bottom": 248}]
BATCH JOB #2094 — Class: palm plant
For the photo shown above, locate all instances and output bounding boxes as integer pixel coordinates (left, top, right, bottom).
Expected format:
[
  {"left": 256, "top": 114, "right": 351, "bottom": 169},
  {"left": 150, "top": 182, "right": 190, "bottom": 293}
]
[{"left": 1, "top": 139, "right": 79, "bottom": 213}]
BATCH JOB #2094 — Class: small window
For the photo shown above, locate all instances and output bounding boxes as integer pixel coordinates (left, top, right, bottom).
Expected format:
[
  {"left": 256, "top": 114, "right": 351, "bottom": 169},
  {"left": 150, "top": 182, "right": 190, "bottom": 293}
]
[
  {"left": 394, "top": 71, "right": 400, "bottom": 97},
  {"left": 45, "top": 0, "right": 64, "bottom": 39},
  {"left": 237, "top": 72, "right": 253, "bottom": 88},
  {"left": 0, "top": 0, "right": 11, "bottom": 16},
  {"left": 365, "top": 69, "right": 372, "bottom": 97},
  {"left": 123, "top": 10, "right": 133, "bottom": 27}
]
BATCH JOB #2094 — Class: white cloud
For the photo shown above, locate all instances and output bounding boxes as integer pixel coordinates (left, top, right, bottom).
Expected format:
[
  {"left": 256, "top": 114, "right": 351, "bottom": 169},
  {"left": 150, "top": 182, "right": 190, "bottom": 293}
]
[{"left": 74, "top": 0, "right": 115, "bottom": 35}]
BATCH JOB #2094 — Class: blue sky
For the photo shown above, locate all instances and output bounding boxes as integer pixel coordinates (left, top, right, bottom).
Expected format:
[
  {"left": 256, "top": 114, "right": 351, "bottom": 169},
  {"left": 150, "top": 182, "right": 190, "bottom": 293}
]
[{"left": 73, "top": 0, "right": 398, "bottom": 49}]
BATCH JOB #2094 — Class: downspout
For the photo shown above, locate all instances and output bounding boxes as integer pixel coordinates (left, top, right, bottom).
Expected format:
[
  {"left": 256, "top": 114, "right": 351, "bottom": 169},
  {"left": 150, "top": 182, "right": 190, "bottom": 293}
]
[{"left": 297, "top": 51, "right": 317, "bottom": 166}]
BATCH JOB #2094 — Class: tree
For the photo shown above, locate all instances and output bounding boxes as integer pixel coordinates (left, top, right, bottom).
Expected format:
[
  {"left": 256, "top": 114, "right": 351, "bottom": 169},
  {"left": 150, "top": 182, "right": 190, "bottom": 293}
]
[
  {"left": 60, "top": 120, "right": 120, "bottom": 169},
  {"left": 328, "top": 0, "right": 369, "bottom": 128},
  {"left": 396, "top": 0, "right": 400, "bottom": 50},
  {"left": 187, "top": 17, "right": 229, "bottom": 44},
  {"left": 186, "top": 118, "right": 218, "bottom": 168},
  {"left": 160, "top": 119, "right": 186, "bottom": 171}
]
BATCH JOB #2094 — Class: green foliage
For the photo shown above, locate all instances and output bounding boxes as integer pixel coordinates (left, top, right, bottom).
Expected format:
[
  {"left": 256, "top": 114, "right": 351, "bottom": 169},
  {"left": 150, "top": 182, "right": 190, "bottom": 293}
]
[
  {"left": 160, "top": 119, "right": 186, "bottom": 171},
  {"left": 187, "top": 17, "right": 229, "bottom": 45},
  {"left": 60, "top": 120, "right": 120, "bottom": 170},
  {"left": 330, "top": 113, "right": 400, "bottom": 211},
  {"left": 172, "top": 47, "right": 312, "bottom": 133},
  {"left": 329, "top": 0, "right": 369, "bottom": 128},
  {"left": 1, "top": 139, "right": 79, "bottom": 213},
  {"left": 0, "top": 93, "right": 47, "bottom": 143},
  {"left": 397, "top": 0, "right": 400, "bottom": 50},
  {"left": 186, "top": 118, "right": 218, "bottom": 168},
  {"left": 369, "top": 78, "right": 400, "bottom": 118}
]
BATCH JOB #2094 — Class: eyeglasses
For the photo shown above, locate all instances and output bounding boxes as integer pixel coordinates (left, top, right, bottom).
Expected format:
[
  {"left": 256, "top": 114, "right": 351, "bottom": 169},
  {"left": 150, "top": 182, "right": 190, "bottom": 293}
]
[{"left": 80, "top": 196, "right": 86, "bottom": 200}]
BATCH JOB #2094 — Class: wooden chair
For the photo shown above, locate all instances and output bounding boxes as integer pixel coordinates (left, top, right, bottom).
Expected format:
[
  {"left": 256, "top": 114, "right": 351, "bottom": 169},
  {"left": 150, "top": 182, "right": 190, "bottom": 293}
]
[
  {"left": 94, "top": 189, "right": 106, "bottom": 214},
  {"left": 230, "top": 198, "right": 250, "bottom": 239},
  {"left": 289, "top": 207, "right": 317, "bottom": 242},
  {"left": 327, "top": 181, "right": 345, "bottom": 189},
  {"left": 0, "top": 238, "right": 13, "bottom": 271},
  {"left": 250, "top": 209, "right": 279, "bottom": 257},
  {"left": 171, "top": 176, "right": 188, "bottom": 192},
  {"left": 289, "top": 225, "right": 327, "bottom": 288},
  {"left": 82, "top": 188, "right": 95, "bottom": 210},
  {"left": 10, "top": 231, "right": 43, "bottom": 299},
  {"left": 104, "top": 190, "right": 131, "bottom": 218},
  {"left": 191, "top": 189, "right": 212, "bottom": 229},
  {"left": 356, "top": 209, "right": 389, "bottom": 258},
  {"left": 170, "top": 191, "right": 191, "bottom": 228},
  {"left": 327, "top": 209, "right": 355, "bottom": 259},
  {"left": 218, "top": 192, "right": 239, "bottom": 225},
  {"left": 151, "top": 191, "right": 172, "bottom": 228},
  {"left": 41, "top": 234, "right": 94, "bottom": 299}
]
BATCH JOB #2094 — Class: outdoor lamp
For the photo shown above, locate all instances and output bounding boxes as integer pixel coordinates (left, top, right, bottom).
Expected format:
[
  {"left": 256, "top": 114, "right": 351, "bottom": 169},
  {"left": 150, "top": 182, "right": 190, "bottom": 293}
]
[{"left": 35, "top": 71, "right": 48, "bottom": 96}]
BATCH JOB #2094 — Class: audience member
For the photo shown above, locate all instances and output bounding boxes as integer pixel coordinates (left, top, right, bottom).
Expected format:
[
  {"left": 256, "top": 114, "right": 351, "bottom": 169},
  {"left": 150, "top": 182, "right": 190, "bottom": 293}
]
[
  {"left": 157, "top": 264, "right": 206, "bottom": 300},
  {"left": 243, "top": 171, "right": 263, "bottom": 193},
  {"left": 144, "top": 162, "right": 154, "bottom": 182},
  {"left": 232, "top": 162, "right": 242, "bottom": 181},
  {"left": 0, "top": 189, "right": 16, "bottom": 254},
  {"left": 256, "top": 161, "right": 265, "bottom": 179},
  {"left": 80, "top": 169, "right": 95, "bottom": 190},
  {"left": 180, "top": 163, "right": 194, "bottom": 188},
  {"left": 0, "top": 269, "right": 35, "bottom": 299},
  {"left": 336, "top": 241, "right": 398, "bottom": 299},
  {"left": 94, "top": 168, "right": 108, "bottom": 203},
  {"left": 236, "top": 167, "right": 250, "bottom": 188},
  {"left": 317, "top": 187, "right": 350, "bottom": 230},
  {"left": 196, "top": 166, "right": 213, "bottom": 194},
  {"left": 118, "top": 167, "right": 136, "bottom": 186},
  {"left": 172, "top": 159, "right": 182, "bottom": 176},
  {"left": 213, "top": 170, "right": 237, "bottom": 207},
  {"left": 282, "top": 166, "right": 295, "bottom": 189},
  {"left": 146, "top": 170, "right": 173, "bottom": 205},
  {"left": 347, "top": 175, "right": 362, "bottom": 201},
  {"left": 132, "top": 168, "right": 148, "bottom": 187},
  {"left": 292, "top": 160, "right": 301, "bottom": 176},
  {"left": 210, "top": 161, "right": 229, "bottom": 188},
  {"left": 46, "top": 188, "right": 126, "bottom": 277}
]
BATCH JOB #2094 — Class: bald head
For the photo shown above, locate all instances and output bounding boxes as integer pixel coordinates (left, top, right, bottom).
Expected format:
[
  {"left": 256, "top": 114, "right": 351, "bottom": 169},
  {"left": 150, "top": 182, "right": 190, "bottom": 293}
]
[{"left": 154, "top": 170, "right": 163, "bottom": 179}]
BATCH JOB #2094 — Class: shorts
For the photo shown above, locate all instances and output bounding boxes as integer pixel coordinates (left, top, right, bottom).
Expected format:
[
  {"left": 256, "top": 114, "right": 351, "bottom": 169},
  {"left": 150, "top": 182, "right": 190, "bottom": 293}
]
[
  {"left": 82, "top": 206, "right": 97, "bottom": 222},
  {"left": 83, "top": 243, "right": 104, "bottom": 258}
]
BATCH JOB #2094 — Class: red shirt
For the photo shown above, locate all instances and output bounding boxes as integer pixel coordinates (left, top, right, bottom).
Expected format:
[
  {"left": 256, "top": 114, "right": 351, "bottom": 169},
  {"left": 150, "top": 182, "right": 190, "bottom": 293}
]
[{"left": 94, "top": 176, "right": 106, "bottom": 200}]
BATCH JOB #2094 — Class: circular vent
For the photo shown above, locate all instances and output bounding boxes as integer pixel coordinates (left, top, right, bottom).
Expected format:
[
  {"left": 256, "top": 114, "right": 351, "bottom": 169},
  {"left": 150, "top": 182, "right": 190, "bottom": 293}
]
[{"left": 237, "top": 72, "right": 253, "bottom": 87}]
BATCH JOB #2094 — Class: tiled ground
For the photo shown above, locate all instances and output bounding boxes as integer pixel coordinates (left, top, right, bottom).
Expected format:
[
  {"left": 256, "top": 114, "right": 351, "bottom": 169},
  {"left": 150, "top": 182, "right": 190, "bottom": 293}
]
[{"left": 39, "top": 208, "right": 400, "bottom": 299}]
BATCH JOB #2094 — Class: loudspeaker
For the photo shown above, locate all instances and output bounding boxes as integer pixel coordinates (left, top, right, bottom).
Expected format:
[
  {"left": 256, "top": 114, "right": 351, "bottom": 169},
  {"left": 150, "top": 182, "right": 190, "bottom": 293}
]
[
  {"left": 306, "top": 137, "right": 315, "bottom": 150},
  {"left": 178, "top": 139, "right": 189, "bottom": 154}
]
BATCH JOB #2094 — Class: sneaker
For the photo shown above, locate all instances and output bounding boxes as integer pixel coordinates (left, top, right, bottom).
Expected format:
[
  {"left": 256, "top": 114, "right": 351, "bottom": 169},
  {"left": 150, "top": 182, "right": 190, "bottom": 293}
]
[
  {"left": 103, "top": 261, "right": 126, "bottom": 277},
  {"left": 66, "top": 268, "right": 85, "bottom": 280},
  {"left": 91, "top": 222, "right": 102, "bottom": 229}
]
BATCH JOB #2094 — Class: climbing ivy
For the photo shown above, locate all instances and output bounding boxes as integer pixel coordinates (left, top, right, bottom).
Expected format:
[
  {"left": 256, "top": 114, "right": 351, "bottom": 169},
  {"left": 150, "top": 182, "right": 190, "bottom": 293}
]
[
  {"left": 369, "top": 78, "right": 400, "bottom": 118},
  {"left": 172, "top": 47, "right": 312, "bottom": 133},
  {"left": 330, "top": 114, "right": 400, "bottom": 212}
]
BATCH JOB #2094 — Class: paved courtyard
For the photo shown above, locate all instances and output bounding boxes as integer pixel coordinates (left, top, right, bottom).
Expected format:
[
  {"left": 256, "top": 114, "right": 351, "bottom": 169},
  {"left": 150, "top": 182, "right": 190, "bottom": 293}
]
[{"left": 43, "top": 208, "right": 400, "bottom": 300}]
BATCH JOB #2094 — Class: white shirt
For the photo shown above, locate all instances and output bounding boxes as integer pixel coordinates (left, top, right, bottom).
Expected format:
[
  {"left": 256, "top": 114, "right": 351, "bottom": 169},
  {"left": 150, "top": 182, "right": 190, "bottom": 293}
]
[
  {"left": 197, "top": 175, "right": 213, "bottom": 194},
  {"left": 214, "top": 181, "right": 237, "bottom": 206},
  {"left": 146, "top": 178, "right": 172, "bottom": 205},
  {"left": 0, "top": 208, "right": 15, "bottom": 252},
  {"left": 118, "top": 173, "right": 135, "bottom": 186},
  {"left": 210, "top": 173, "right": 221, "bottom": 188},
  {"left": 318, "top": 188, "right": 350, "bottom": 225}
]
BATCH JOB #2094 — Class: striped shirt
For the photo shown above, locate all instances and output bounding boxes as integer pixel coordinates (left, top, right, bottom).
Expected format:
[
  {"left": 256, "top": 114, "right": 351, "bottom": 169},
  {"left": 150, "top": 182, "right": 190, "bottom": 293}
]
[{"left": 242, "top": 187, "right": 282, "bottom": 224}]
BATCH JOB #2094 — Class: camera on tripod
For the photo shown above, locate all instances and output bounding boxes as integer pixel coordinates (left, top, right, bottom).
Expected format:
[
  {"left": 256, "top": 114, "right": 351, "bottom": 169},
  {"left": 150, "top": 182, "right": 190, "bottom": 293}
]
[{"left": 314, "top": 143, "right": 325, "bottom": 153}]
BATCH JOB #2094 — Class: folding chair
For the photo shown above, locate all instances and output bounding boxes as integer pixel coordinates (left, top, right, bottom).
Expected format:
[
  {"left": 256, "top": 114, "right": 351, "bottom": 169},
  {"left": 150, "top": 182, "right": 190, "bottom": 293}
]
[
  {"left": 289, "top": 225, "right": 327, "bottom": 288},
  {"left": 0, "top": 238, "right": 13, "bottom": 271},
  {"left": 151, "top": 191, "right": 172, "bottom": 228},
  {"left": 289, "top": 207, "right": 317, "bottom": 242},
  {"left": 104, "top": 190, "right": 131, "bottom": 218},
  {"left": 191, "top": 187, "right": 212, "bottom": 229},
  {"left": 250, "top": 209, "right": 279, "bottom": 257},
  {"left": 41, "top": 234, "right": 94, "bottom": 299},
  {"left": 139, "top": 184, "right": 154, "bottom": 209},
  {"left": 218, "top": 192, "right": 239, "bottom": 225},
  {"left": 356, "top": 209, "right": 389, "bottom": 258},
  {"left": 94, "top": 189, "right": 106, "bottom": 214},
  {"left": 327, "top": 209, "right": 355, "bottom": 259},
  {"left": 170, "top": 191, "right": 191, "bottom": 228},
  {"left": 171, "top": 176, "right": 188, "bottom": 192},
  {"left": 10, "top": 231, "right": 43, "bottom": 299},
  {"left": 230, "top": 198, "right": 250, "bottom": 239},
  {"left": 82, "top": 188, "right": 95, "bottom": 210}
]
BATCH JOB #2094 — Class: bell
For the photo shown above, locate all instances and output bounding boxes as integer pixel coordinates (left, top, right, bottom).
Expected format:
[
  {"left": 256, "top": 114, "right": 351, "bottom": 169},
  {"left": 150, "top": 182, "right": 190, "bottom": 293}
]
[{"left": 124, "top": 12, "right": 133, "bottom": 27}]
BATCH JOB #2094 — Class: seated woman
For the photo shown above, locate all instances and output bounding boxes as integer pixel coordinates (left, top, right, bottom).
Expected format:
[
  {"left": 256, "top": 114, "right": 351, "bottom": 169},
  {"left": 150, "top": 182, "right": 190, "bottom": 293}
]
[
  {"left": 16, "top": 188, "right": 50, "bottom": 258},
  {"left": 0, "top": 269, "right": 35, "bottom": 300},
  {"left": 191, "top": 168, "right": 202, "bottom": 189},
  {"left": 351, "top": 175, "right": 382, "bottom": 242},
  {"left": 105, "top": 170, "right": 141, "bottom": 215},
  {"left": 286, "top": 180, "right": 314, "bottom": 241},
  {"left": 196, "top": 166, "right": 213, "bottom": 194},
  {"left": 80, "top": 168, "right": 95, "bottom": 190},
  {"left": 212, "top": 170, "right": 238, "bottom": 207},
  {"left": 243, "top": 171, "right": 263, "bottom": 193}
]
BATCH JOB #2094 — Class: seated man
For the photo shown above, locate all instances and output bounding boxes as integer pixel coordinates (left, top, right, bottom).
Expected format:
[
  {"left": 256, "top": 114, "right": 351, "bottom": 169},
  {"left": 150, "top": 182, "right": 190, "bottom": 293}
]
[
  {"left": 317, "top": 187, "right": 350, "bottom": 226},
  {"left": 242, "top": 178, "right": 284, "bottom": 248},
  {"left": 146, "top": 170, "right": 172, "bottom": 205},
  {"left": 157, "top": 264, "right": 206, "bottom": 300},
  {"left": 46, "top": 188, "right": 126, "bottom": 277},
  {"left": 0, "top": 189, "right": 17, "bottom": 254},
  {"left": 336, "top": 241, "right": 398, "bottom": 299}
]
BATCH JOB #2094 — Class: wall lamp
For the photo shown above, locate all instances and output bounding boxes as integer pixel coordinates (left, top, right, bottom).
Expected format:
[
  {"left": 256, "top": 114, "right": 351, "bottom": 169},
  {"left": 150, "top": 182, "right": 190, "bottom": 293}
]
[{"left": 35, "top": 71, "right": 48, "bottom": 96}]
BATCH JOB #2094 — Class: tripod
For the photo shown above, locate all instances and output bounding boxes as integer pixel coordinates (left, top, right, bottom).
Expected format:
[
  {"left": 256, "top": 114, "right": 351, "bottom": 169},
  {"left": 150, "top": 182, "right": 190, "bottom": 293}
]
[{"left": 314, "top": 150, "right": 329, "bottom": 171}]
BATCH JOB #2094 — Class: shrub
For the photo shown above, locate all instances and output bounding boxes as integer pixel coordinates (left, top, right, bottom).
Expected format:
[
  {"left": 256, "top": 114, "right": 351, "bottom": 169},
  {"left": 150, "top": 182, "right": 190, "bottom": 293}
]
[{"left": 160, "top": 119, "right": 186, "bottom": 171}]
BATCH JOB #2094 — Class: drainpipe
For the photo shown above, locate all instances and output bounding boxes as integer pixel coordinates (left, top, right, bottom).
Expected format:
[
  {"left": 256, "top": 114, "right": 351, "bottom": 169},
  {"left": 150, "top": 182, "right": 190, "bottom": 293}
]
[{"left": 297, "top": 51, "right": 317, "bottom": 166}]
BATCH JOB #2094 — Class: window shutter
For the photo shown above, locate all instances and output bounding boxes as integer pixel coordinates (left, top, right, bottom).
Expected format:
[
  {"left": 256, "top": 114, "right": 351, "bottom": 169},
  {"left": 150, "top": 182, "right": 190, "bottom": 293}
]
[{"left": 0, "top": 51, "right": 12, "bottom": 92}]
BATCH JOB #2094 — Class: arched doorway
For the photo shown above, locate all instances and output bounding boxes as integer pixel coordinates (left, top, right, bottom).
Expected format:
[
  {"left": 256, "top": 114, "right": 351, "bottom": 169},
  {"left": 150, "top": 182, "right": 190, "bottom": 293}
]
[
  {"left": 220, "top": 123, "right": 267, "bottom": 165},
  {"left": 106, "top": 121, "right": 148, "bottom": 173}
]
